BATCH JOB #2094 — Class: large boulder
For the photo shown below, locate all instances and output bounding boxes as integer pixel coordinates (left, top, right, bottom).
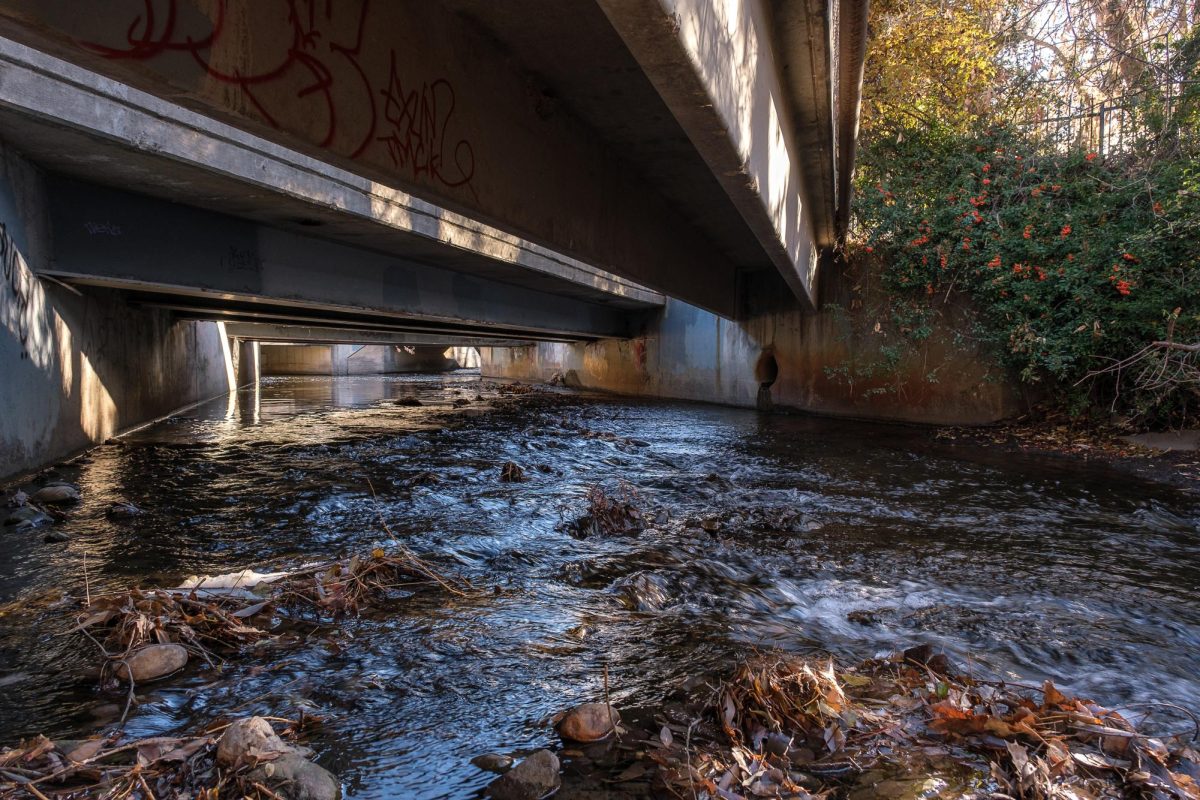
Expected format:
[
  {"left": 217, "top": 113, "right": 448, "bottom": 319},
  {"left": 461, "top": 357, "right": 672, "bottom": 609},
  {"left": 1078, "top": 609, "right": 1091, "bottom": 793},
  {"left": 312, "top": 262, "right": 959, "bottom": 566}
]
[
  {"left": 556, "top": 703, "right": 621, "bottom": 742},
  {"left": 487, "top": 750, "right": 560, "bottom": 800},
  {"left": 115, "top": 644, "right": 188, "bottom": 682}
]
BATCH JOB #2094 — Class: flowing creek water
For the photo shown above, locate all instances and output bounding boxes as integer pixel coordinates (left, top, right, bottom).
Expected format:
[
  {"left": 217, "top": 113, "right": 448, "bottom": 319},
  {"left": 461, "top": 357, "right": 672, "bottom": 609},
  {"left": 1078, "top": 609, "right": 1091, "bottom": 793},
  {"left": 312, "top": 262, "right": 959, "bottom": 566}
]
[{"left": 1, "top": 373, "right": 1198, "bottom": 798}]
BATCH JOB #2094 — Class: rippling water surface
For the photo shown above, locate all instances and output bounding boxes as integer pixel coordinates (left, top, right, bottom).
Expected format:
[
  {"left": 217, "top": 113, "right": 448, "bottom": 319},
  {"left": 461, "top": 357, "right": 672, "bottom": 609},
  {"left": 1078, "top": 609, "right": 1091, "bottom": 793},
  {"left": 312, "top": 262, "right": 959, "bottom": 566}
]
[{"left": 1, "top": 374, "right": 1198, "bottom": 798}]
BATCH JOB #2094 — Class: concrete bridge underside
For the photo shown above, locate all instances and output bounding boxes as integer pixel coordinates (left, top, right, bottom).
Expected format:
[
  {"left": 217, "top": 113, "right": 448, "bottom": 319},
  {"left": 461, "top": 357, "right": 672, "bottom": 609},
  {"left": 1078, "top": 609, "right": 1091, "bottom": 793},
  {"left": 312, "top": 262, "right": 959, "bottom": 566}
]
[{"left": 12, "top": 0, "right": 1008, "bottom": 486}]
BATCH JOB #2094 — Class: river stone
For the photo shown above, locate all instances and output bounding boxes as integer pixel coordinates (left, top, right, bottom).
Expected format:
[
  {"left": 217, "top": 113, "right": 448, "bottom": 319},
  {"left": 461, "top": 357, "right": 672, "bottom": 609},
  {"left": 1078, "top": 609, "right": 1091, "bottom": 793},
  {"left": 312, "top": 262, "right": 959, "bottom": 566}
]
[
  {"left": 4, "top": 506, "right": 53, "bottom": 531},
  {"left": 31, "top": 484, "right": 80, "bottom": 504},
  {"left": 217, "top": 716, "right": 289, "bottom": 765},
  {"left": 487, "top": 750, "right": 560, "bottom": 800},
  {"left": 248, "top": 751, "right": 341, "bottom": 800},
  {"left": 43, "top": 530, "right": 71, "bottom": 543},
  {"left": 472, "top": 753, "right": 514, "bottom": 773},
  {"left": 106, "top": 502, "right": 143, "bottom": 519},
  {"left": 556, "top": 702, "right": 621, "bottom": 742},
  {"left": 115, "top": 643, "right": 188, "bottom": 682}
]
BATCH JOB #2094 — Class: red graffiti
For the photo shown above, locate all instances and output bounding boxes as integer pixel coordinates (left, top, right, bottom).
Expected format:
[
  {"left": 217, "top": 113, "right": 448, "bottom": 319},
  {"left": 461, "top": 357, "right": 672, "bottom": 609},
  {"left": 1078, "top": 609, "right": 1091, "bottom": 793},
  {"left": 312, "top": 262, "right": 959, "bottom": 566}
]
[
  {"left": 377, "top": 52, "right": 477, "bottom": 199},
  {"left": 79, "top": 0, "right": 476, "bottom": 194}
]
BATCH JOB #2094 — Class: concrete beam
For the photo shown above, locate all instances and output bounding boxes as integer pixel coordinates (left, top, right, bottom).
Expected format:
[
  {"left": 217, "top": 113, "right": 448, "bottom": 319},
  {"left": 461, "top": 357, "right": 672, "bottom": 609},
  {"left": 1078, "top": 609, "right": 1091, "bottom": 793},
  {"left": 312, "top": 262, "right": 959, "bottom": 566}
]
[
  {"left": 223, "top": 322, "right": 531, "bottom": 348},
  {"left": 597, "top": 0, "right": 830, "bottom": 309},
  {"left": 0, "top": 5, "right": 743, "bottom": 316},
  {"left": 44, "top": 176, "right": 639, "bottom": 340},
  {"left": 0, "top": 34, "right": 666, "bottom": 310}
]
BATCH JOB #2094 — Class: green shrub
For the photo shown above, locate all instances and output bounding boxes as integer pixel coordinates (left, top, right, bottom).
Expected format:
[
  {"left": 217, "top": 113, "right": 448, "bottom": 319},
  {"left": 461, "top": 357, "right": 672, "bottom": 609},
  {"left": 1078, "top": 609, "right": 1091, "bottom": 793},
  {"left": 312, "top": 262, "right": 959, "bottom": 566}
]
[{"left": 854, "top": 119, "right": 1200, "bottom": 426}]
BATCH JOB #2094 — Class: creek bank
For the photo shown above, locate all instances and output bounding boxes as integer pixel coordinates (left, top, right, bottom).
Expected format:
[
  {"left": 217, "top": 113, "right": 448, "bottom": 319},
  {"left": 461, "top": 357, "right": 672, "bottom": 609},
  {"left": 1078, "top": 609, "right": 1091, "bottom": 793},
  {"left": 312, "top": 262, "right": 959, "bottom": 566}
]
[{"left": 936, "top": 412, "right": 1200, "bottom": 491}]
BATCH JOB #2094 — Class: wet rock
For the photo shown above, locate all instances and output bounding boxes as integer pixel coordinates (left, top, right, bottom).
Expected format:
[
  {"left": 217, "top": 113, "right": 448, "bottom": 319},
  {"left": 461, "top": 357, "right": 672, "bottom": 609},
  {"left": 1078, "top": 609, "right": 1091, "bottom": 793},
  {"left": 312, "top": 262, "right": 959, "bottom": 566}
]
[
  {"left": 105, "top": 502, "right": 143, "bottom": 519},
  {"left": 31, "top": 484, "right": 80, "bottom": 504},
  {"left": 487, "top": 749, "right": 560, "bottom": 800},
  {"left": 700, "top": 517, "right": 721, "bottom": 532},
  {"left": 217, "top": 717, "right": 289, "bottom": 765},
  {"left": 394, "top": 397, "right": 423, "bottom": 407},
  {"left": 115, "top": 643, "right": 188, "bottom": 682},
  {"left": 499, "top": 462, "right": 526, "bottom": 483},
  {"left": 4, "top": 506, "right": 53, "bottom": 531},
  {"left": 471, "top": 753, "right": 514, "bottom": 773},
  {"left": 453, "top": 398, "right": 471, "bottom": 407},
  {"left": 248, "top": 750, "right": 341, "bottom": 800},
  {"left": 220, "top": 718, "right": 341, "bottom": 800},
  {"left": 557, "top": 703, "right": 621, "bottom": 742},
  {"left": 43, "top": 530, "right": 71, "bottom": 544}
]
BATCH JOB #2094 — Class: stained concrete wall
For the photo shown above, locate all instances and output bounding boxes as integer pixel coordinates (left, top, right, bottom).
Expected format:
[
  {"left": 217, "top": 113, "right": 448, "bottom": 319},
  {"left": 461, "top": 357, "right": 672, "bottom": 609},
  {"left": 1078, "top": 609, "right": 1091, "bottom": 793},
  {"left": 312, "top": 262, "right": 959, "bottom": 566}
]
[
  {"left": 0, "top": 141, "right": 233, "bottom": 481},
  {"left": 259, "top": 345, "right": 333, "bottom": 376},
  {"left": 260, "top": 344, "right": 459, "bottom": 376},
  {"left": 480, "top": 283, "right": 1023, "bottom": 426}
]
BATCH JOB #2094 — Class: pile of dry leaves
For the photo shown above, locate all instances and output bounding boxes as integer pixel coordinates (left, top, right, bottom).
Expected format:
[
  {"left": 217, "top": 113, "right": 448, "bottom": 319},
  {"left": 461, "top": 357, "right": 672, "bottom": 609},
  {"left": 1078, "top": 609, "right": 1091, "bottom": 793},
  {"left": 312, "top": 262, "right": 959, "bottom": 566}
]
[
  {"left": 597, "top": 646, "right": 1199, "bottom": 799},
  {"left": 73, "top": 547, "right": 468, "bottom": 695}
]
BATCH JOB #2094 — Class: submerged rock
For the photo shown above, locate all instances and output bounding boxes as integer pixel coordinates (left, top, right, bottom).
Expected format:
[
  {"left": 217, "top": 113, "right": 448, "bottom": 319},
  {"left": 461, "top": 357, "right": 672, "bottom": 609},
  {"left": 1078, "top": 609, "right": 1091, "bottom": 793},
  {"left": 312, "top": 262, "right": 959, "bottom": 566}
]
[
  {"left": 43, "top": 531, "right": 71, "bottom": 544},
  {"left": 557, "top": 703, "right": 621, "bottom": 742},
  {"left": 31, "top": 484, "right": 80, "bottom": 504},
  {"left": 613, "top": 572, "right": 670, "bottom": 612},
  {"left": 471, "top": 753, "right": 514, "bottom": 773},
  {"left": 105, "top": 502, "right": 143, "bottom": 519},
  {"left": 499, "top": 462, "right": 526, "bottom": 482},
  {"left": 4, "top": 506, "right": 53, "bottom": 531},
  {"left": 115, "top": 643, "right": 188, "bottom": 682},
  {"left": 487, "top": 749, "right": 560, "bottom": 800}
]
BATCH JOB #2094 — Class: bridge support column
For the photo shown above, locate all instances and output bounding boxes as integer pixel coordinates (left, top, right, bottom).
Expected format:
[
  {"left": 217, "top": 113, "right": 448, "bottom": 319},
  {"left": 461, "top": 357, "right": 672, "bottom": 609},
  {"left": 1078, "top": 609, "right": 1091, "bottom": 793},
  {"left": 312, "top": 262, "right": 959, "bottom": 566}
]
[{"left": 0, "top": 139, "right": 236, "bottom": 481}]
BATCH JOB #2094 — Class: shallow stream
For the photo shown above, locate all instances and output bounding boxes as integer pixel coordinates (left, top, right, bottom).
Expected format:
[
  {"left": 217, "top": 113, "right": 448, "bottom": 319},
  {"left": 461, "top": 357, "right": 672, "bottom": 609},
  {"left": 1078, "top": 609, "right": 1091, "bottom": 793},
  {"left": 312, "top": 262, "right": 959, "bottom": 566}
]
[{"left": 1, "top": 374, "right": 1198, "bottom": 798}]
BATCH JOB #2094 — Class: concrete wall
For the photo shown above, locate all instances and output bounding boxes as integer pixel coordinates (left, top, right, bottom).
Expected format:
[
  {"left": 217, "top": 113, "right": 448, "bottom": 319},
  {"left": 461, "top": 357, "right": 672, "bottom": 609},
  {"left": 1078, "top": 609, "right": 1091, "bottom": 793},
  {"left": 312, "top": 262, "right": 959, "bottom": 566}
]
[
  {"left": 260, "top": 344, "right": 459, "bottom": 376},
  {"left": 259, "top": 344, "right": 333, "bottom": 376},
  {"left": 599, "top": 0, "right": 825, "bottom": 305},
  {"left": 0, "top": 140, "right": 233, "bottom": 480},
  {"left": 481, "top": 276, "right": 1023, "bottom": 426}
]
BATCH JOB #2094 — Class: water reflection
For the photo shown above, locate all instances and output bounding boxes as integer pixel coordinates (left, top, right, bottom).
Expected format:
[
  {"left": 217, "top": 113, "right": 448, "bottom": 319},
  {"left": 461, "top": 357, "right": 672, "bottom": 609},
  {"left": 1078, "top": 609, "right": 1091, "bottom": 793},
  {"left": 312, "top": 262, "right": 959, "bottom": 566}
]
[{"left": 1, "top": 374, "right": 1197, "bottom": 799}]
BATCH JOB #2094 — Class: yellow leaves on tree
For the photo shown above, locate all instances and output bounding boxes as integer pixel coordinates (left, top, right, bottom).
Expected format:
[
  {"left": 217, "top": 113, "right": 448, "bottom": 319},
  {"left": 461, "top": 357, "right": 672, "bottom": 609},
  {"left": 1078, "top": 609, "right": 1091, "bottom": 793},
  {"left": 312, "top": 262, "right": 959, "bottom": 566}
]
[{"left": 863, "top": 0, "right": 1005, "bottom": 139}]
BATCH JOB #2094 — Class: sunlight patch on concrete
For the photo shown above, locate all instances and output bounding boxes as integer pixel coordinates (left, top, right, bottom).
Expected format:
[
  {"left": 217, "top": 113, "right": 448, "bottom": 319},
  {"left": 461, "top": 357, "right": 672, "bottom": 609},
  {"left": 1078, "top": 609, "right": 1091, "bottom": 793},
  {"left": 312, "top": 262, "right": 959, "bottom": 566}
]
[{"left": 79, "top": 351, "right": 116, "bottom": 442}]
